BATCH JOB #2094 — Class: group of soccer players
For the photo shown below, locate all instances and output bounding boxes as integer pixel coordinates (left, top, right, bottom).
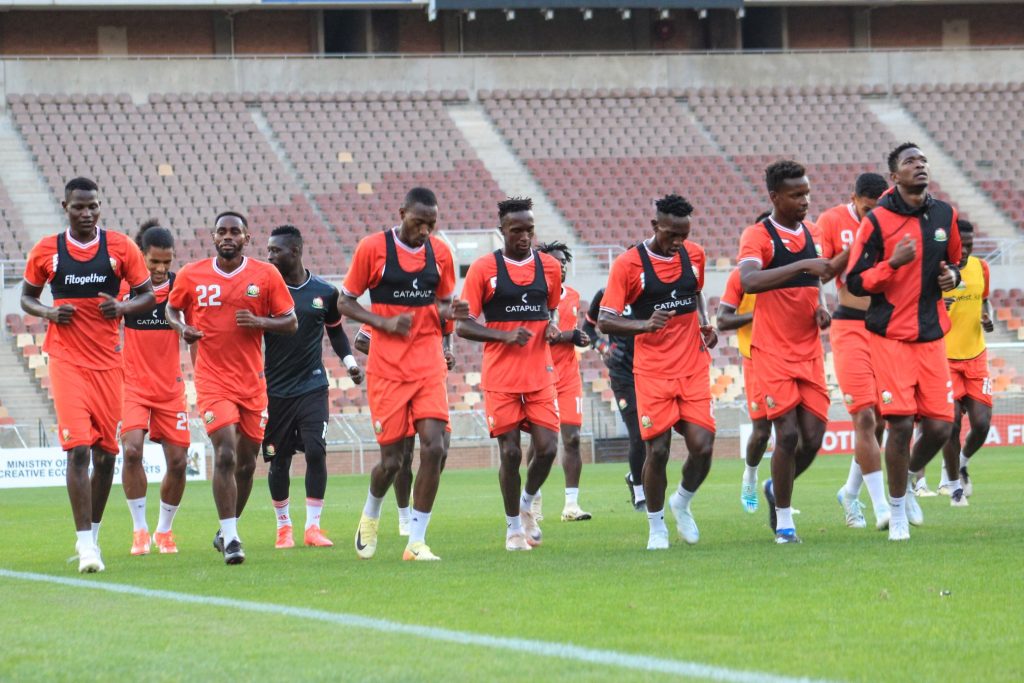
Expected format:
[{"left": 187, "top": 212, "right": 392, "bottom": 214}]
[{"left": 25, "top": 138, "right": 993, "bottom": 571}]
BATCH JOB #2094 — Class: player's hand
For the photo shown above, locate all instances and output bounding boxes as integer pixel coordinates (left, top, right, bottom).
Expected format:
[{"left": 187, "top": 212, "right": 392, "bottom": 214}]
[
  {"left": 643, "top": 309, "right": 674, "bottom": 333},
  {"left": 937, "top": 261, "right": 957, "bottom": 292},
  {"left": 384, "top": 313, "right": 414, "bottom": 337},
  {"left": 815, "top": 306, "right": 832, "bottom": 330},
  {"left": 180, "top": 325, "right": 204, "bottom": 344},
  {"left": 572, "top": 328, "right": 590, "bottom": 348},
  {"left": 444, "top": 349, "right": 456, "bottom": 371},
  {"left": 801, "top": 258, "right": 833, "bottom": 279},
  {"left": 48, "top": 303, "right": 76, "bottom": 324},
  {"left": 602, "top": 341, "right": 626, "bottom": 369},
  {"left": 97, "top": 292, "right": 122, "bottom": 319},
  {"left": 889, "top": 234, "right": 916, "bottom": 269},
  {"left": 347, "top": 365, "right": 365, "bottom": 385},
  {"left": 446, "top": 299, "right": 470, "bottom": 321},
  {"left": 544, "top": 322, "right": 560, "bottom": 343},
  {"left": 700, "top": 324, "right": 718, "bottom": 349},
  {"left": 505, "top": 326, "right": 533, "bottom": 346},
  {"left": 981, "top": 312, "right": 994, "bottom": 333},
  {"left": 235, "top": 310, "right": 263, "bottom": 328}
]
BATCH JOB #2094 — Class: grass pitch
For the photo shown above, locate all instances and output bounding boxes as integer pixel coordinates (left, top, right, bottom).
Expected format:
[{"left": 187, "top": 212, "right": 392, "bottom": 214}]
[{"left": 1, "top": 450, "right": 1022, "bottom": 682}]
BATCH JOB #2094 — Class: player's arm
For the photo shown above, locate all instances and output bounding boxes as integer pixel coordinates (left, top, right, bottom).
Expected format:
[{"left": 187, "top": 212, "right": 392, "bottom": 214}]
[
  {"left": 846, "top": 217, "right": 911, "bottom": 296},
  {"left": 820, "top": 248, "right": 850, "bottom": 284},
  {"left": 697, "top": 291, "right": 717, "bottom": 349},
  {"left": 716, "top": 302, "right": 751, "bottom": 332},
  {"left": 165, "top": 303, "right": 204, "bottom": 344},
  {"left": 98, "top": 280, "right": 156, "bottom": 320},
  {"left": 20, "top": 280, "right": 76, "bottom": 324},
  {"left": 353, "top": 328, "right": 370, "bottom": 355},
  {"left": 981, "top": 259, "right": 994, "bottom": 333},
  {"left": 337, "top": 293, "right": 412, "bottom": 337},
  {"left": 442, "top": 334, "right": 456, "bottom": 370},
  {"left": 739, "top": 258, "right": 832, "bottom": 294},
  {"left": 326, "top": 323, "right": 363, "bottom": 384},
  {"left": 236, "top": 308, "right": 297, "bottom": 334},
  {"left": 456, "top": 317, "right": 533, "bottom": 345},
  {"left": 815, "top": 285, "right": 831, "bottom": 329}
]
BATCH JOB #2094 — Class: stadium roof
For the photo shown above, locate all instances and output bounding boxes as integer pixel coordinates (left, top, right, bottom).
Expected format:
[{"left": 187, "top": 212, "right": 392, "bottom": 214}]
[{"left": 430, "top": 0, "right": 741, "bottom": 8}]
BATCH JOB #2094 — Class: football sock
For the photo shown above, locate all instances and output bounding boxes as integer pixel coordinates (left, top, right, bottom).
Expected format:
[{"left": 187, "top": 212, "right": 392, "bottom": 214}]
[
  {"left": 863, "top": 471, "right": 889, "bottom": 515},
  {"left": 506, "top": 515, "right": 523, "bottom": 536},
  {"left": 743, "top": 464, "right": 759, "bottom": 485},
  {"left": 409, "top": 509, "right": 431, "bottom": 545},
  {"left": 305, "top": 498, "right": 323, "bottom": 530},
  {"left": 633, "top": 484, "right": 646, "bottom": 502},
  {"left": 156, "top": 501, "right": 178, "bottom": 534},
  {"left": 844, "top": 459, "right": 863, "bottom": 499},
  {"left": 520, "top": 490, "right": 536, "bottom": 511},
  {"left": 960, "top": 451, "right": 970, "bottom": 470},
  {"left": 362, "top": 488, "right": 384, "bottom": 519},
  {"left": 647, "top": 508, "right": 667, "bottom": 534},
  {"left": 126, "top": 497, "right": 148, "bottom": 532},
  {"left": 219, "top": 517, "right": 239, "bottom": 544},
  {"left": 890, "top": 495, "right": 907, "bottom": 522},
  {"left": 76, "top": 530, "right": 93, "bottom": 550},
  {"left": 564, "top": 488, "right": 579, "bottom": 506},
  {"left": 776, "top": 507, "right": 795, "bottom": 531},
  {"left": 273, "top": 499, "right": 291, "bottom": 528},
  {"left": 675, "top": 484, "right": 695, "bottom": 508},
  {"left": 398, "top": 506, "right": 412, "bottom": 526},
  {"left": 91, "top": 522, "right": 101, "bottom": 545}
]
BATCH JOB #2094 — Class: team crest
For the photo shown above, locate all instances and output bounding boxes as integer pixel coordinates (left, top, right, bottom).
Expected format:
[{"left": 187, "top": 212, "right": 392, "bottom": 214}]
[
  {"left": 203, "top": 410, "right": 216, "bottom": 424},
  {"left": 487, "top": 415, "right": 495, "bottom": 428},
  {"left": 881, "top": 390, "right": 893, "bottom": 405},
  {"left": 934, "top": 228, "right": 948, "bottom": 242},
  {"left": 61, "top": 428, "right": 71, "bottom": 442},
  {"left": 618, "top": 398, "right": 628, "bottom": 410},
  {"left": 641, "top": 415, "right": 653, "bottom": 428},
  {"left": 312, "top": 296, "right": 324, "bottom": 310},
  {"left": 260, "top": 410, "right": 268, "bottom": 429},
  {"left": 109, "top": 257, "right": 118, "bottom": 271},
  {"left": 750, "top": 401, "right": 759, "bottom": 412},
  {"left": 374, "top": 420, "right": 383, "bottom": 434},
  {"left": 815, "top": 244, "right": 823, "bottom": 256},
  {"left": 265, "top": 444, "right": 276, "bottom": 458},
  {"left": 844, "top": 393, "right": 854, "bottom": 405},
  {"left": 765, "top": 396, "right": 776, "bottom": 409},
  {"left": 246, "top": 283, "right": 260, "bottom": 297}
]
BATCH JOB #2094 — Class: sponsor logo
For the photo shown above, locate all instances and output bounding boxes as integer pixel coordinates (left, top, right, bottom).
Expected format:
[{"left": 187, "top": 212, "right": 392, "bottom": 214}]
[
  {"left": 246, "top": 283, "right": 260, "bottom": 297},
  {"left": 412, "top": 278, "right": 419, "bottom": 290},
  {"left": 265, "top": 444, "right": 276, "bottom": 457},
  {"left": 374, "top": 420, "right": 383, "bottom": 434},
  {"left": 654, "top": 296, "right": 694, "bottom": 312},
  {"left": 390, "top": 289, "right": 434, "bottom": 300},
  {"left": 311, "top": 296, "right": 324, "bottom": 310},
  {"left": 881, "top": 390, "right": 893, "bottom": 405},
  {"left": 355, "top": 531, "right": 367, "bottom": 551},
  {"left": 641, "top": 415, "right": 653, "bottom": 428},
  {"left": 521, "top": 293, "right": 529, "bottom": 304},
  {"left": 765, "top": 396, "right": 776, "bottom": 409},
  {"left": 489, "top": 276, "right": 498, "bottom": 289},
  {"left": 203, "top": 410, "right": 216, "bottom": 424},
  {"left": 934, "top": 228, "right": 948, "bottom": 242},
  {"left": 618, "top": 398, "right": 628, "bottom": 410},
  {"left": 63, "top": 273, "right": 108, "bottom": 286},
  {"left": 844, "top": 393, "right": 854, "bottom": 405},
  {"left": 505, "top": 304, "right": 544, "bottom": 313}
]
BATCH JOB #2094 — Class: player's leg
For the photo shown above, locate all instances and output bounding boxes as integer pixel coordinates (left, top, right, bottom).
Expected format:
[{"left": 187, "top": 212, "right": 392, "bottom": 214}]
[
  {"left": 742, "top": 417, "right": 771, "bottom": 514},
  {"left": 838, "top": 407, "right": 886, "bottom": 530},
  {"left": 958, "top": 396, "right": 991, "bottom": 497},
  {"left": 85, "top": 365, "right": 124, "bottom": 553},
  {"left": 155, "top": 442, "right": 188, "bottom": 553},
  {"left": 295, "top": 391, "right": 332, "bottom": 547},
  {"left": 611, "top": 376, "right": 645, "bottom": 510},
  {"left": 766, "top": 408, "right": 800, "bottom": 541},
  {"left": 496, "top": 428, "right": 529, "bottom": 550},
  {"left": 884, "top": 415, "right": 916, "bottom": 539},
  {"left": 66, "top": 443, "right": 100, "bottom": 564},
  {"left": 394, "top": 436, "right": 415, "bottom": 536},
  {"left": 941, "top": 399, "right": 965, "bottom": 493},
  {"left": 402, "top": 417, "right": 447, "bottom": 560},
  {"left": 267, "top": 448, "right": 296, "bottom": 548},
  {"left": 522, "top": 438, "right": 544, "bottom": 521},
  {"left": 519, "top": 385, "right": 563, "bottom": 546},
  {"left": 89, "top": 445, "right": 117, "bottom": 539},
  {"left": 209, "top": 422, "right": 245, "bottom": 563},
  {"left": 668, "top": 421, "right": 714, "bottom": 545},
  {"left": 641, "top": 430, "right": 672, "bottom": 550},
  {"left": 234, "top": 433, "right": 260, "bottom": 518},
  {"left": 121, "top": 427, "right": 151, "bottom": 555},
  {"left": 559, "top": 424, "right": 590, "bottom": 521}
]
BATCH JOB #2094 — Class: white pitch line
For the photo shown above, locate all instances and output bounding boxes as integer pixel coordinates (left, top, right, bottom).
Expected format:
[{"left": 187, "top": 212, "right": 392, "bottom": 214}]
[{"left": 1, "top": 568, "right": 837, "bottom": 683}]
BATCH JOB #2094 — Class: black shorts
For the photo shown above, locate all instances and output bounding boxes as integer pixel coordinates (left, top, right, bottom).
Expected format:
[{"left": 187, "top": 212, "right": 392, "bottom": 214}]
[
  {"left": 609, "top": 374, "right": 638, "bottom": 422},
  {"left": 263, "top": 386, "right": 329, "bottom": 462}
]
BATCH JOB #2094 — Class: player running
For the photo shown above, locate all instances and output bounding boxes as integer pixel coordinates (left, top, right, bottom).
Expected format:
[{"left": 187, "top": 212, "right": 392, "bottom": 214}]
[
  {"left": 817, "top": 173, "right": 892, "bottom": 530},
  {"left": 583, "top": 289, "right": 645, "bottom": 511},
  {"left": 457, "top": 196, "right": 563, "bottom": 551},
  {"left": 527, "top": 241, "right": 592, "bottom": 522},
  {"left": 167, "top": 211, "right": 297, "bottom": 564},
  {"left": 119, "top": 220, "right": 191, "bottom": 556},
  {"left": 599, "top": 194, "right": 717, "bottom": 551},
  {"left": 738, "top": 161, "right": 833, "bottom": 544},
  {"left": 22, "top": 177, "right": 155, "bottom": 572},
  {"left": 847, "top": 142, "right": 963, "bottom": 540},
  {"left": 340, "top": 187, "right": 466, "bottom": 562},
  {"left": 264, "top": 225, "right": 364, "bottom": 549},
  {"left": 940, "top": 219, "right": 993, "bottom": 500}
]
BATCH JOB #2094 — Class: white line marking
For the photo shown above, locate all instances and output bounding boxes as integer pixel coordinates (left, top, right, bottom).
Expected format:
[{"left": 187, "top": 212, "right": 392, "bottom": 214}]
[{"left": 0, "top": 568, "right": 836, "bottom": 683}]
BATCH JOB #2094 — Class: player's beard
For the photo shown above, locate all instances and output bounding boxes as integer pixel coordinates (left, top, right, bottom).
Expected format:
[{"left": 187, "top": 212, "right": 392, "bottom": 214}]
[{"left": 216, "top": 243, "right": 240, "bottom": 259}]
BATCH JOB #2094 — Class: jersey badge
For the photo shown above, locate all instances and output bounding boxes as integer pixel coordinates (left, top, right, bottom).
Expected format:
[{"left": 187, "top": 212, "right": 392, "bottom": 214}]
[
  {"left": 374, "top": 420, "right": 383, "bottom": 434},
  {"left": 618, "top": 398, "right": 628, "bottom": 410},
  {"left": 934, "top": 228, "right": 948, "bottom": 242},
  {"left": 312, "top": 296, "right": 324, "bottom": 310},
  {"left": 641, "top": 415, "right": 653, "bottom": 429},
  {"left": 204, "top": 410, "right": 216, "bottom": 424},
  {"left": 246, "top": 283, "right": 260, "bottom": 297},
  {"left": 265, "top": 444, "right": 276, "bottom": 458},
  {"left": 765, "top": 396, "right": 776, "bottom": 409},
  {"left": 881, "top": 390, "right": 893, "bottom": 405},
  {"left": 61, "top": 427, "right": 71, "bottom": 443},
  {"left": 844, "top": 393, "right": 854, "bottom": 406}
]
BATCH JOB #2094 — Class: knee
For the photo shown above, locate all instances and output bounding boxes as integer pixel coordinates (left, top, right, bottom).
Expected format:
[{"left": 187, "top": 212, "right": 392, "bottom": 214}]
[
  {"left": 887, "top": 420, "right": 913, "bottom": 447},
  {"left": 693, "top": 438, "right": 714, "bottom": 462},
  {"left": 165, "top": 450, "right": 187, "bottom": 476},
  {"left": 380, "top": 454, "right": 403, "bottom": 478},
  {"left": 972, "top": 411, "right": 992, "bottom": 435},
  {"left": 500, "top": 443, "right": 522, "bottom": 468},
  {"left": 774, "top": 427, "right": 799, "bottom": 455},
  {"left": 751, "top": 421, "right": 772, "bottom": 446},
  {"left": 235, "top": 456, "right": 256, "bottom": 479},
  {"left": 647, "top": 443, "right": 670, "bottom": 466},
  {"left": 214, "top": 445, "right": 236, "bottom": 470},
  {"left": 852, "top": 409, "right": 876, "bottom": 433},
  {"left": 92, "top": 449, "right": 116, "bottom": 472},
  {"left": 929, "top": 421, "right": 953, "bottom": 444},
  {"left": 68, "top": 446, "right": 91, "bottom": 468},
  {"left": 123, "top": 442, "right": 143, "bottom": 465}
]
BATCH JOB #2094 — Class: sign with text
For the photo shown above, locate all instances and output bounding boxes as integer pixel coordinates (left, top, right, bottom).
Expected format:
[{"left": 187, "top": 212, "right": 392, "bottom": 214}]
[{"left": 0, "top": 443, "right": 206, "bottom": 489}]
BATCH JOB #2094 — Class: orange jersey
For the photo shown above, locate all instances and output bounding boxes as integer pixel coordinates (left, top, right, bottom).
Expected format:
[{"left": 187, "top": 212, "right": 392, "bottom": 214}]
[
  {"left": 119, "top": 278, "right": 184, "bottom": 404},
  {"left": 817, "top": 203, "right": 861, "bottom": 287},
  {"left": 24, "top": 229, "right": 150, "bottom": 370},
  {"left": 601, "top": 240, "right": 708, "bottom": 379},
  {"left": 168, "top": 257, "right": 294, "bottom": 400},
  {"left": 720, "top": 267, "right": 755, "bottom": 359},
  {"left": 737, "top": 219, "right": 823, "bottom": 361},
  {"left": 461, "top": 250, "right": 562, "bottom": 393},
  {"left": 342, "top": 229, "right": 455, "bottom": 382},
  {"left": 550, "top": 285, "right": 582, "bottom": 385}
]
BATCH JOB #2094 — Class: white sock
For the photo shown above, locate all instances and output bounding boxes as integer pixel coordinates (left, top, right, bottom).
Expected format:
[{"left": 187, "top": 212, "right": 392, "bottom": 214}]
[
  {"left": 273, "top": 499, "right": 291, "bottom": 528},
  {"left": 520, "top": 490, "right": 536, "bottom": 511},
  {"left": 126, "top": 497, "right": 148, "bottom": 532},
  {"left": 305, "top": 498, "right": 323, "bottom": 530},
  {"left": 75, "top": 529, "right": 93, "bottom": 550},
  {"left": 398, "top": 506, "right": 411, "bottom": 524},
  {"left": 91, "top": 522, "right": 101, "bottom": 545},
  {"left": 844, "top": 459, "right": 863, "bottom": 499},
  {"left": 647, "top": 508, "right": 668, "bottom": 534},
  {"left": 633, "top": 484, "right": 646, "bottom": 502},
  {"left": 565, "top": 488, "right": 579, "bottom": 506},
  {"left": 776, "top": 506, "right": 795, "bottom": 531},
  {"left": 675, "top": 484, "right": 695, "bottom": 508},
  {"left": 939, "top": 465, "right": 954, "bottom": 487},
  {"left": 959, "top": 452, "right": 969, "bottom": 470},
  {"left": 362, "top": 488, "right": 384, "bottom": 519},
  {"left": 863, "top": 471, "right": 889, "bottom": 516},
  {"left": 915, "top": 475, "right": 928, "bottom": 491},
  {"left": 156, "top": 501, "right": 178, "bottom": 534},
  {"left": 506, "top": 515, "right": 523, "bottom": 536},
  {"left": 409, "top": 509, "right": 431, "bottom": 545},
  {"left": 219, "top": 517, "right": 239, "bottom": 544},
  {"left": 743, "top": 464, "right": 759, "bottom": 485},
  {"left": 890, "top": 495, "right": 907, "bottom": 522}
]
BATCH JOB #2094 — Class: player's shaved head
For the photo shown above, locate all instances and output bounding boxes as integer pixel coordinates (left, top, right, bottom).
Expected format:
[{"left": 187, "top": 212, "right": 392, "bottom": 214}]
[
  {"left": 854, "top": 173, "right": 888, "bottom": 200},
  {"left": 404, "top": 187, "right": 438, "bottom": 209},
  {"left": 270, "top": 224, "right": 303, "bottom": 246},
  {"left": 64, "top": 176, "right": 98, "bottom": 200}
]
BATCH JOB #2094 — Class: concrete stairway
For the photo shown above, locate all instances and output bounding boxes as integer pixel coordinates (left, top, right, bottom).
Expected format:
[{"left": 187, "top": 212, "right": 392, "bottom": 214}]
[
  {"left": 0, "top": 113, "right": 63, "bottom": 245},
  {"left": 865, "top": 99, "right": 1016, "bottom": 239},
  {"left": 0, "top": 341, "right": 56, "bottom": 448}
]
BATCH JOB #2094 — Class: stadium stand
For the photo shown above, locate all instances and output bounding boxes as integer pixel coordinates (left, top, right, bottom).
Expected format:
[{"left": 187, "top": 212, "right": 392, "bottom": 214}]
[{"left": 0, "top": 181, "right": 33, "bottom": 260}]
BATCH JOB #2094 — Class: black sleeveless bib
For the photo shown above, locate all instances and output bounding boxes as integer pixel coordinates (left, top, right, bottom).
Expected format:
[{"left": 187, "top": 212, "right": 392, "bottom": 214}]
[
  {"left": 762, "top": 219, "right": 819, "bottom": 289},
  {"left": 49, "top": 230, "right": 121, "bottom": 300},
  {"left": 368, "top": 230, "right": 440, "bottom": 307},
  {"left": 482, "top": 250, "right": 550, "bottom": 322},
  {"left": 631, "top": 242, "right": 699, "bottom": 320},
  {"left": 124, "top": 273, "right": 174, "bottom": 331}
]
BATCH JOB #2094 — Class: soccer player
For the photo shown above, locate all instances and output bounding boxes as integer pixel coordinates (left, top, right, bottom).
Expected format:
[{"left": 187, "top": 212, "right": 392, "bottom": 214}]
[
  {"left": 340, "top": 187, "right": 466, "bottom": 562},
  {"left": 263, "top": 225, "right": 364, "bottom": 549},
  {"left": 527, "top": 241, "right": 592, "bottom": 522},
  {"left": 119, "top": 220, "right": 191, "bottom": 556},
  {"left": 456, "top": 196, "right": 563, "bottom": 551},
  {"left": 166, "top": 211, "right": 297, "bottom": 564},
  {"left": 717, "top": 265, "right": 769, "bottom": 514},
  {"left": 599, "top": 194, "right": 717, "bottom": 551},
  {"left": 817, "top": 173, "right": 892, "bottom": 530},
  {"left": 738, "top": 161, "right": 833, "bottom": 544},
  {"left": 583, "top": 289, "right": 645, "bottom": 511},
  {"left": 847, "top": 142, "right": 963, "bottom": 540},
  {"left": 940, "top": 219, "right": 993, "bottom": 500},
  {"left": 22, "top": 177, "right": 155, "bottom": 572}
]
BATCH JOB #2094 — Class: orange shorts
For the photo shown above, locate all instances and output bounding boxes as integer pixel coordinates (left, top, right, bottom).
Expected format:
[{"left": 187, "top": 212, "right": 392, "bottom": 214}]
[
  {"left": 750, "top": 348, "right": 830, "bottom": 423},
  {"left": 949, "top": 351, "right": 992, "bottom": 407},
  {"left": 555, "top": 374, "right": 583, "bottom": 428},
  {"left": 830, "top": 318, "right": 877, "bottom": 415},
  {"left": 742, "top": 357, "right": 766, "bottom": 420},
  {"left": 869, "top": 335, "right": 954, "bottom": 422},
  {"left": 484, "top": 384, "right": 559, "bottom": 437},
  {"left": 50, "top": 356, "right": 123, "bottom": 454},
  {"left": 123, "top": 390, "right": 191, "bottom": 448},
  {"left": 368, "top": 373, "right": 449, "bottom": 446},
  {"left": 198, "top": 393, "right": 268, "bottom": 443},
  {"left": 635, "top": 369, "right": 716, "bottom": 440}
]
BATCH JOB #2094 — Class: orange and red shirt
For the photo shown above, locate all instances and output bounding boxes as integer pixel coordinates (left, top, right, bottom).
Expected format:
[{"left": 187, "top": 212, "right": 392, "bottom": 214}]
[
  {"left": 550, "top": 285, "right": 582, "bottom": 385},
  {"left": 720, "top": 267, "right": 755, "bottom": 360},
  {"left": 342, "top": 229, "right": 455, "bottom": 383},
  {"left": 601, "top": 240, "right": 708, "bottom": 379},
  {"left": 24, "top": 228, "right": 150, "bottom": 371},
  {"left": 461, "top": 250, "right": 562, "bottom": 393},
  {"left": 737, "top": 218, "right": 823, "bottom": 361},
  {"left": 168, "top": 257, "right": 294, "bottom": 400},
  {"left": 817, "top": 202, "right": 862, "bottom": 287},
  {"left": 119, "top": 278, "right": 184, "bottom": 404}
]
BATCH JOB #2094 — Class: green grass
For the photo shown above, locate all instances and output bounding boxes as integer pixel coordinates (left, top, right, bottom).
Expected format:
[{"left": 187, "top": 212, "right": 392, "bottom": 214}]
[{"left": 1, "top": 450, "right": 1023, "bottom": 682}]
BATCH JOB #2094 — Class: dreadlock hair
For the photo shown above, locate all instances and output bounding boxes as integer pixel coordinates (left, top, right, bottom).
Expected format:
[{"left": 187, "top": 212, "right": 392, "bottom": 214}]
[
  {"left": 538, "top": 240, "right": 572, "bottom": 262},
  {"left": 887, "top": 142, "right": 920, "bottom": 173},
  {"left": 765, "top": 160, "right": 807, "bottom": 193},
  {"left": 64, "top": 177, "right": 98, "bottom": 199},
  {"left": 498, "top": 196, "right": 533, "bottom": 220},
  {"left": 654, "top": 194, "right": 694, "bottom": 218},
  {"left": 404, "top": 187, "right": 438, "bottom": 208},
  {"left": 957, "top": 219, "right": 974, "bottom": 234},
  {"left": 854, "top": 173, "right": 888, "bottom": 200},
  {"left": 215, "top": 210, "right": 248, "bottom": 228},
  {"left": 136, "top": 219, "right": 174, "bottom": 251}
]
